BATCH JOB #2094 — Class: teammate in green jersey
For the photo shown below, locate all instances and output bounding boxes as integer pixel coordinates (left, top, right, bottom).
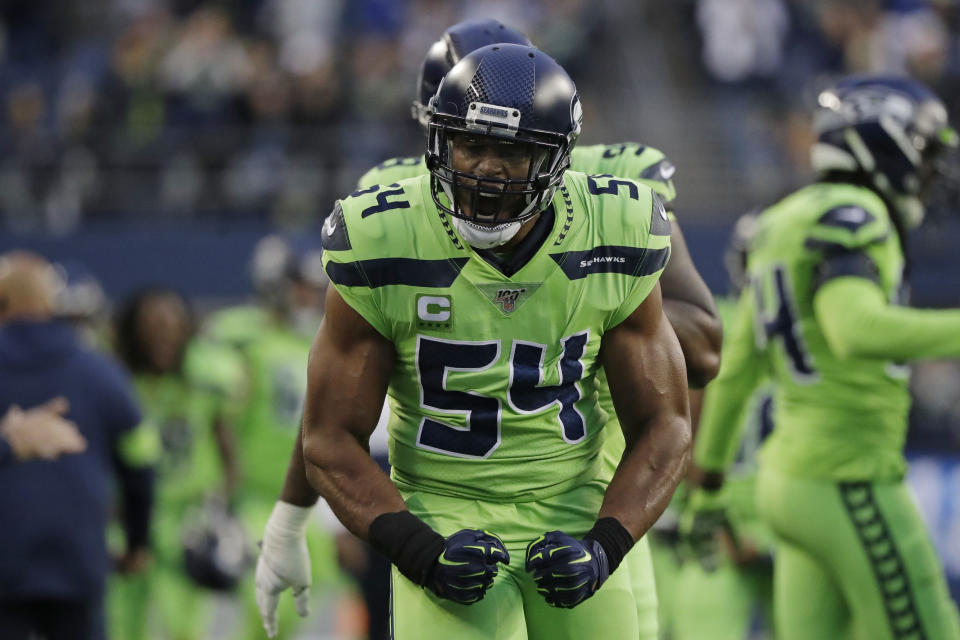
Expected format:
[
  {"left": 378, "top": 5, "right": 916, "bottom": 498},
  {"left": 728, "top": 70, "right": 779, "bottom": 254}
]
[
  {"left": 692, "top": 75, "right": 960, "bottom": 640},
  {"left": 260, "top": 44, "right": 692, "bottom": 640},
  {"left": 205, "top": 236, "right": 342, "bottom": 640},
  {"left": 108, "top": 287, "right": 244, "bottom": 640}
]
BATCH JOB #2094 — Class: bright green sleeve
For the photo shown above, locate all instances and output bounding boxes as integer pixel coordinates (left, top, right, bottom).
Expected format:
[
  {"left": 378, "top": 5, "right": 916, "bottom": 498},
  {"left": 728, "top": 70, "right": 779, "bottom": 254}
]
[
  {"left": 606, "top": 189, "right": 672, "bottom": 329},
  {"left": 694, "top": 289, "right": 767, "bottom": 471},
  {"left": 814, "top": 277, "right": 960, "bottom": 360}
]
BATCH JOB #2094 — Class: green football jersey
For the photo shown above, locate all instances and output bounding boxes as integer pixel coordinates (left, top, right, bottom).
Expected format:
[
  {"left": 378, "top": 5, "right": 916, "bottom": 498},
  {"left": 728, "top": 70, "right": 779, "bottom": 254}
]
[
  {"left": 235, "top": 324, "right": 313, "bottom": 501},
  {"left": 132, "top": 339, "right": 241, "bottom": 509},
  {"left": 322, "top": 171, "right": 671, "bottom": 502},
  {"left": 206, "top": 302, "right": 319, "bottom": 501},
  {"left": 204, "top": 305, "right": 270, "bottom": 350},
  {"left": 356, "top": 143, "right": 679, "bottom": 483},
  {"left": 698, "top": 182, "right": 909, "bottom": 481}
]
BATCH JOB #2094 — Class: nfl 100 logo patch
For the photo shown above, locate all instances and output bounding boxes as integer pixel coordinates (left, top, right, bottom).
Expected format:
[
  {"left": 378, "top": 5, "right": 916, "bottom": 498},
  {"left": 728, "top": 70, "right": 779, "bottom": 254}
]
[{"left": 476, "top": 283, "right": 541, "bottom": 316}]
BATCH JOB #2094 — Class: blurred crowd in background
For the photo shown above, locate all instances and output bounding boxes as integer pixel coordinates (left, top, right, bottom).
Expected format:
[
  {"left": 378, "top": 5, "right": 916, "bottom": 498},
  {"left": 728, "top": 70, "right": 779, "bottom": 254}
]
[
  {"left": 0, "top": 0, "right": 957, "bottom": 232},
  {"left": 1, "top": 0, "right": 960, "bottom": 632}
]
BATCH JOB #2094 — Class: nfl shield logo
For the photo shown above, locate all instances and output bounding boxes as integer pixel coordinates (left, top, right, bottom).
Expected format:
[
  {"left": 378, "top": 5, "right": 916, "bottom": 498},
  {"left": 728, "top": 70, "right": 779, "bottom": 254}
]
[{"left": 494, "top": 288, "right": 525, "bottom": 313}]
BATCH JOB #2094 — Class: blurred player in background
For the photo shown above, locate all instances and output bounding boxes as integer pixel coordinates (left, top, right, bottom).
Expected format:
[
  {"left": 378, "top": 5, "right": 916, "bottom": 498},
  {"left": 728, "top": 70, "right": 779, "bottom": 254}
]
[
  {"left": 257, "top": 19, "right": 720, "bottom": 640},
  {"left": 0, "top": 250, "right": 151, "bottom": 640},
  {"left": 109, "top": 286, "right": 245, "bottom": 640},
  {"left": 206, "top": 235, "right": 340, "bottom": 640},
  {"left": 674, "top": 213, "right": 775, "bottom": 640},
  {"left": 693, "top": 75, "right": 960, "bottom": 640}
]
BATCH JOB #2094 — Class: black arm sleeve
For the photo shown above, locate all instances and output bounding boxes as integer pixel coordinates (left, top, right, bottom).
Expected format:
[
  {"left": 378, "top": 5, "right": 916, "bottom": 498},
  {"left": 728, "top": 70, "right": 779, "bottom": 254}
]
[{"left": 112, "top": 452, "right": 155, "bottom": 550}]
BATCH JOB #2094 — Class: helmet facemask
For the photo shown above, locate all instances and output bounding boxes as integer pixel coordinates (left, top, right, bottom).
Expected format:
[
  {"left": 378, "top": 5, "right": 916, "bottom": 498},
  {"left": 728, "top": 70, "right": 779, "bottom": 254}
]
[
  {"left": 917, "top": 126, "right": 960, "bottom": 219},
  {"left": 427, "top": 113, "right": 572, "bottom": 248}
]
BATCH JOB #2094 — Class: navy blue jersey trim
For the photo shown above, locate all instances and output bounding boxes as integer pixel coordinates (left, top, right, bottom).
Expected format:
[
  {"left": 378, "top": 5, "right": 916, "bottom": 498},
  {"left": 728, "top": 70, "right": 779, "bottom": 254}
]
[
  {"left": 813, "top": 251, "right": 881, "bottom": 292},
  {"left": 649, "top": 196, "right": 672, "bottom": 237},
  {"left": 321, "top": 202, "right": 351, "bottom": 251},
  {"left": 839, "top": 482, "right": 927, "bottom": 640},
  {"left": 817, "top": 205, "right": 877, "bottom": 233},
  {"left": 804, "top": 233, "right": 888, "bottom": 254},
  {"left": 326, "top": 257, "right": 468, "bottom": 288},
  {"left": 550, "top": 246, "right": 669, "bottom": 280}
]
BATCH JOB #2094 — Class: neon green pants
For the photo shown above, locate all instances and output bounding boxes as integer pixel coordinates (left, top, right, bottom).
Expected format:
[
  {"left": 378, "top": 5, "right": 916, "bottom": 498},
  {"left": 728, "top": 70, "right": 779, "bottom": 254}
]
[{"left": 757, "top": 468, "right": 960, "bottom": 640}]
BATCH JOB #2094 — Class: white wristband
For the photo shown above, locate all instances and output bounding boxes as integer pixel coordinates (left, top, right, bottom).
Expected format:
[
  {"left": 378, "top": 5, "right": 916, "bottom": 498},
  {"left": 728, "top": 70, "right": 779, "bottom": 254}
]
[{"left": 265, "top": 501, "right": 313, "bottom": 540}]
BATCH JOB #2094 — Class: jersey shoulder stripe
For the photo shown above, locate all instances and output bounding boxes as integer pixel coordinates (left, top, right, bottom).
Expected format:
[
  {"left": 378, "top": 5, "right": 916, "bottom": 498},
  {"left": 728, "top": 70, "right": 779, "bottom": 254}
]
[
  {"left": 324, "top": 174, "right": 471, "bottom": 291},
  {"left": 326, "top": 256, "right": 468, "bottom": 289},
  {"left": 549, "top": 244, "right": 670, "bottom": 279},
  {"left": 558, "top": 171, "right": 670, "bottom": 281}
]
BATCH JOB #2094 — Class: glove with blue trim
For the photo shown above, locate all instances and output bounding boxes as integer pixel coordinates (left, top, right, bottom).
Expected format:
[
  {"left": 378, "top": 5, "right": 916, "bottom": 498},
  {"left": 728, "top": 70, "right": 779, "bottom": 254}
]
[
  {"left": 427, "top": 529, "right": 510, "bottom": 604},
  {"left": 525, "top": 530, "right": 610, "bottom": 609}
]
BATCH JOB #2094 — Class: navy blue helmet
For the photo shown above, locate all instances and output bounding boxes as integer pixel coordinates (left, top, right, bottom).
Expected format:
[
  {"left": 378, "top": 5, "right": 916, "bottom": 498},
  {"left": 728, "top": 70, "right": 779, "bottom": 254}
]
[
  {"left": 412, "top": 20, "right": 532, "bottom": 127},
  {"left": 250, "top": 234, "right": 327, "bottom": 306},
  {"left": 426, "top": 44, "right": 582, "bottom": 247},
  {"left": 811, "top": 75, "right": 958, "bottom": 227},
  {"left": 182, "top": 499, "right": 253, "bottom": 591}
]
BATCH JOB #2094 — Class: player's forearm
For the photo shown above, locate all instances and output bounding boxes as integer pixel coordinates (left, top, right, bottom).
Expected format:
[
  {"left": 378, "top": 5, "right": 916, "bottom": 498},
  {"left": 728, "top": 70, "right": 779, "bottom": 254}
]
[
  {"left": 302, "top": 425, "right": 407, "bottom": 541},
  {"left": 815, "top": 278, "right": 960, "bottom": 361},
  {"left": 213, "top": 417, "right": 240, "bottom": 500},
  {"left": 114, "top": 461, "right": 155, "bottom": 550},
  {"left": 693, "top": 371, "right": 759, "bottom": 472},
  {"left": 662, "top": 298, "right": 722, "bottom": 388},
  {"left": 694, "top": 288, "right": 764, "bottom": 473},
  {"left": 278, "top": 424, "right": 320, "bottom": 507},
  {"left": 599, "top": 410, "right": 692, "bottom": 540}
]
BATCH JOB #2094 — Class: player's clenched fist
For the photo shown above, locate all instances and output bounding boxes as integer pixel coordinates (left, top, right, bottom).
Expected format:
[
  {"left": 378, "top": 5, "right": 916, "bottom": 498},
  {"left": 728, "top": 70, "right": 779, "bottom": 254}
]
[
  {"left": 525, "top": 531, "right": 609, "bottom": 609},
  {"left": 427, "top": 529, "right": 510, "bottom": 604}
]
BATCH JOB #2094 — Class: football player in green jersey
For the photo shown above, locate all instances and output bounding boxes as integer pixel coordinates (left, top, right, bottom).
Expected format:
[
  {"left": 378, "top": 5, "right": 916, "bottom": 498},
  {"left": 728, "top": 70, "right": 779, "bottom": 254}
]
[
  {"left": 206, "top": 236, "right": 342, "bottom": 640},
  {"left": 107, "top": 287, "right": 243, "bottom": 640},
  {"left": 349, "top": 21, "right": 720, "bottom": 640},
  {"left": 693, "top": 76, "right": 960, "bottom": 640},
  {"left": 258, "top": 44, "right": 692, "bottom": 640}
]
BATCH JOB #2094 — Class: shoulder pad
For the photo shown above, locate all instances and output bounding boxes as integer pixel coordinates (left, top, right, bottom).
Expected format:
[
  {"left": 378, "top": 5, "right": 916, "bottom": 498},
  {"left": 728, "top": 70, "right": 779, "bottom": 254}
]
[
  {"left": 323, "top": 176, "right": 428, "bottom": 262},
  {"left": 572, "top": 143, "right": 677, "bottom": 204},
  {"left": 569, "top": 171, "right": 671, "bottom": 243},
  {"left": 356, "top": 156, "right": 427, "bottom": 189},
  {"left": 806, "top": 192, "right": 891, "bottom": 253}
]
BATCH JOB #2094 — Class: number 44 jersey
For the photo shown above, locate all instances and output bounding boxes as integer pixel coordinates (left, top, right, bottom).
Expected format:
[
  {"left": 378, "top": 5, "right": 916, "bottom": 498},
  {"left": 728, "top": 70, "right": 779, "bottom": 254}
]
[
  {"left": 322, "top": 171, "right": 671, "bottom": 502},
  {"left": 722, "top": 182, "right": 909, "bottom": 481}
]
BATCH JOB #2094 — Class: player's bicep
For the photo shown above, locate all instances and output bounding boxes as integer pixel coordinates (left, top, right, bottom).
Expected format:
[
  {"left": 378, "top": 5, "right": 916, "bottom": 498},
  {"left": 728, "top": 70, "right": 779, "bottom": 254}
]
[
  {"left": 600, "top": 284, "right": 689, "bottom": 447},
  {"left": 304, "top": 285, "right": 395, "bottom": 447}
]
